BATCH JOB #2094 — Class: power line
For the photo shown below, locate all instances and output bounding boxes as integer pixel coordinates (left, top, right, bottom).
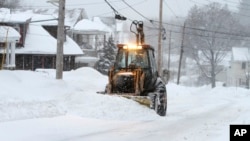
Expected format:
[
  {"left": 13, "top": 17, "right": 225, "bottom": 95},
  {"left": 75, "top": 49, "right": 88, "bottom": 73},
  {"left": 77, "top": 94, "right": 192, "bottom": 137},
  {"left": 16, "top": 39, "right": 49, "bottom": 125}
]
[
  {"left": 152, "top": 20, "right": 250, "bottom": 38},
  {"left": 94, "top": 0, "right": 147, "bottom": 18},
  {"left": 146, "top": 25, "right": 250, "bottom": 41},
  {"left": 142, "top": 0, "right": 250, "bottom": 37},
  {"left": 174, "top": 0, "right": 185, "bottom": 16},
  {"left": 189, "top": 0, "right": 207, "bottom": 6},
  {"left": 105, "top": 0, "right": 126, "bottom": 20},
  {"left": 21, "top": 0, "right": 250, "bottom": 40},
  {"left": 189, "top": 0, "right": 250, "bottom": 18},
  {"left": 223, "top": 0, "right": 240, "bottom": 5},
  {"left": 163, "top": 0, "right": 178, "bottom": 18},
  {"left": 224, "top": 0, "right": 250, "bottom": 7},
  {"left": 121, "top": 0, "right": 153, "bottom": 23},
  {"left": 205, "top": 0, "right": 250, "bottom": 11},
  {"left": 118, "top": 0, "right": 250, "bottom": 38},
  {"left": 120, "top": 0, "right": 160, "bottom": 32},
  {"left": 168, "top": 29, "right": 250, "bottom": 41},
  {"left": 21, "top": 0, "right": 122, "bottom": 8}
]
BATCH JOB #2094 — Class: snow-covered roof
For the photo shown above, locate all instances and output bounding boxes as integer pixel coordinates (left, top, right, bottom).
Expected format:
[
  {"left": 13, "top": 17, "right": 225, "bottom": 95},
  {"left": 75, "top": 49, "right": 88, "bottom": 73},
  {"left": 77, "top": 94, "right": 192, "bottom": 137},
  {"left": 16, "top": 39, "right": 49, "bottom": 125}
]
[
  {"left": 16, "top": 24, "right": 83, "bottom": 55},
  {"left": 0, "top": 9, "right": 58, "bottom": 25},
  {"left": 93, "top": 17, "right": 113, "bottom": 32},
  {"left": 0, "top": 8, "right": 11, "bottom": 14},
  {"left": 30, "top": 14, "right": 58, "bottom": 25},
  {"left": 29, "top": 8, "right": 87, "bottom": 27},
  {"left": 65, "top": 8, "right": 87, "bottom": 27},
  {"left": 1, "top": 8, "right": 86, "bottom": 27},
  {"left": 232, "top": 47, "right": 250, "bottom": 61},
  {"left": 0, "top": 26, "right": 21, "bottom": 42},
  {"left": 72, "top": 19, "right": 110, "bottom": 34},
  {"left": 0, "top": 13, "right": 31, "bottom": 23}
]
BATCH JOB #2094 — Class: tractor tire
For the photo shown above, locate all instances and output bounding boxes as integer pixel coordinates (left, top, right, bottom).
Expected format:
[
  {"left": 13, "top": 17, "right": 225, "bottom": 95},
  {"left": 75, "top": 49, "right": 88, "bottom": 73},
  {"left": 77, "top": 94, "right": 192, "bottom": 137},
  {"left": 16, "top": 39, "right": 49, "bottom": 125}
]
[
  {"left": 154, "top": 79, "right": 167, "bottom": 116},
  {"left": 155, "top": 92, "right": 167, "bottom": 116}
]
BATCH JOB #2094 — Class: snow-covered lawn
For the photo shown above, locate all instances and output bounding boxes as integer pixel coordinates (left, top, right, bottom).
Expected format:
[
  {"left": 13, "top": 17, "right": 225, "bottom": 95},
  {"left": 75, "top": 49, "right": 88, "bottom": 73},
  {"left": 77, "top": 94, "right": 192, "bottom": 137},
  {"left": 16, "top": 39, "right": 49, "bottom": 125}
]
[{"left": 0, "top": 67, "right": 249, "bottom": 141}]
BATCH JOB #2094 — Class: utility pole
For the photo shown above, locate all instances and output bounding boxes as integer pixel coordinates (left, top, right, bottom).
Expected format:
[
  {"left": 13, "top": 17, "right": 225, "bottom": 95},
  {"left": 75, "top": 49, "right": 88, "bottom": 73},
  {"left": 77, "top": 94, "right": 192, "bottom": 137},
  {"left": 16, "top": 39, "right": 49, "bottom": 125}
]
[
  {"left": 168, "top": 30, "right": 171, "bottom": 70},
  {"left": 56, "top": 0, "right": 65, "bottom": 79},
  {"left": 158, "top": 0, "right": 163, "bottom": 76},
  {"left": 177, "top": 22, "right": 186, "bottom": 85}
]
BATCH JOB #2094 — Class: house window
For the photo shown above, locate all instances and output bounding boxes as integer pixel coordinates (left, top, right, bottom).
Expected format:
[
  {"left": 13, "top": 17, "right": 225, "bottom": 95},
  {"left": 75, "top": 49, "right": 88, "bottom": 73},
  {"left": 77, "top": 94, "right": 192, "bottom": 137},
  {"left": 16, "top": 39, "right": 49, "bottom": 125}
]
[
  {"left": 0, "top": 43, "right": 6, "bottom": 48},
  {"left": 43, "top": 26, "right": 67, "bottom": 41},
  {"left": 242, "top": 62, "right": 246, "bottom": 69}
]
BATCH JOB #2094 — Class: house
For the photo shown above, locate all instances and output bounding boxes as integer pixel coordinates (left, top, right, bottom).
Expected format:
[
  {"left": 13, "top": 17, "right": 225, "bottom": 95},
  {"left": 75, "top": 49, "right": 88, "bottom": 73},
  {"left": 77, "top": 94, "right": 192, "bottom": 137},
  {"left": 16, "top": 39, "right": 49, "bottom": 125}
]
[
  {"left": 0, "top": 26, "right": 21, "bottom": 69},
  {"left": 25, "top": 8, "right": 88, "bottom": 28},
  {"left": 0, "top": 12, "right": 30, "bottom": 69},
  {"left": 185, "top": 50, "right": 231, "bottom": 86},
  {"left": 71, "top": 18, "right": 112, "bottom": 67},
  {"left": 71, "top": 17, "right": 127, "bottom": 67},
  {"left": 71, "top": 18, "right": 111, "bottom": 51},
  {"left": 0, "top": 10, "right": 83, "bottom": 71},
  {"left": 227, "top": 47, "right": 250, "bottom": 88},
  {"left": 0, "top": 12, "right": 31, "bottom": 48},
  {"left": 15, "top": 24, "right": 83, "bottom": 70}
]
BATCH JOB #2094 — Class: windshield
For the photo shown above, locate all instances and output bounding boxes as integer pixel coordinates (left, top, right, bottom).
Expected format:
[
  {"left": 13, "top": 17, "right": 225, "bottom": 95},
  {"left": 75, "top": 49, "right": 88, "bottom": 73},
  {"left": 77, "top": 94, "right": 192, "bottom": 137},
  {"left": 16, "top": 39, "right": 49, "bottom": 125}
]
[{"left": 116, "top": 49, "right": 149, "bottom": 69}]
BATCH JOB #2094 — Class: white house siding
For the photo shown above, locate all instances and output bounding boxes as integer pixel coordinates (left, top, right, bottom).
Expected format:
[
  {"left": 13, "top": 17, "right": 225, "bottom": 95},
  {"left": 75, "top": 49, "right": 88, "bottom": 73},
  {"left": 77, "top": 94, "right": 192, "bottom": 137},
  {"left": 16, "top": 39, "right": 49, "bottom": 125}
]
[
  {"left": 0, "top": 26, "right": 21, "bottom": 69},
  {"left": 227, "top": 62, "right": 246, "bottom": 87},
  {"left": 227, "top": 47, "right": 250, "bottom": 88}
]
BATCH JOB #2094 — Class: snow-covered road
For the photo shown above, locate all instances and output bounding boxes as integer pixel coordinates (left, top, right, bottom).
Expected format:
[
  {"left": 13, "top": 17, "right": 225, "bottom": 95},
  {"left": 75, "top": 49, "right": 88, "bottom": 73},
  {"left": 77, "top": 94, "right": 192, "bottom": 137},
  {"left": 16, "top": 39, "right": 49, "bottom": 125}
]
[{"left": 0, "top": 68, "right": 249, "bottom": 141}]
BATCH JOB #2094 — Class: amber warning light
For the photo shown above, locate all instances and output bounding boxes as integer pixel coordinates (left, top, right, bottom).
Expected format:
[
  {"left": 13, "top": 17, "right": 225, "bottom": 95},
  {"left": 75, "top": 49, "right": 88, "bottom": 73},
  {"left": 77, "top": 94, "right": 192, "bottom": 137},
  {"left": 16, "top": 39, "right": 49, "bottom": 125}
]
[
  {"left": 123, "top": 45, "right": 142, "bottom": 49},
  {"left": 117, "top": 44, "right": 150, "bottom": 50}
]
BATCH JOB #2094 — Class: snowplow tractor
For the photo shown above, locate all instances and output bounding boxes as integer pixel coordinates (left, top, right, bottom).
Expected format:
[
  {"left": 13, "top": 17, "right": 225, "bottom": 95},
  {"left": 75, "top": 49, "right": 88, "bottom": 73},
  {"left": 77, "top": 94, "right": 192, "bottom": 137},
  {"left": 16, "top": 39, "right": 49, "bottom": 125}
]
[
  {"left": 103, "top": 21, "right": 167, "bottom": 116},
  {"left": 106, "top": 44, "right": 167, "bottom": 116}
]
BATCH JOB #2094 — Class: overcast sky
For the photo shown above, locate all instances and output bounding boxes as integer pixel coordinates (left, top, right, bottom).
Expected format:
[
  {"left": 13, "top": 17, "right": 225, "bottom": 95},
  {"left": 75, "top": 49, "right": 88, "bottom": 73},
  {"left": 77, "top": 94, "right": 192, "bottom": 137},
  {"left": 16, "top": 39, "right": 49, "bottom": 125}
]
[{"left": 22, "top": 0, "right": 239, "bottom": 21}]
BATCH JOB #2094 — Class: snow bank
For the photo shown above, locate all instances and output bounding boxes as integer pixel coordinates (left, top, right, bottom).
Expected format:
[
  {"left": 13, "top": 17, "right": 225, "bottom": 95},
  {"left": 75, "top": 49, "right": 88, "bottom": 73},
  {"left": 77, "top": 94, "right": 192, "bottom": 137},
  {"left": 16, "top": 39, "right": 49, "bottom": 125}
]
[
  {"left": 0, "top": 67, "right": 250, "bottom": 141},
  {"left": 0, "top": 67, "right": 158, "bottom": 122}
]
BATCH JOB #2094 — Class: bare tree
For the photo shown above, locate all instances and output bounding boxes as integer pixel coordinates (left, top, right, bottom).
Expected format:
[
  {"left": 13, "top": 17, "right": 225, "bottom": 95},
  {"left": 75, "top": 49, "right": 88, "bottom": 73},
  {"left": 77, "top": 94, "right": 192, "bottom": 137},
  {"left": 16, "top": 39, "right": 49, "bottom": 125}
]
[{"left": 185, "top": 3, "right": 241, "bottom": 88}]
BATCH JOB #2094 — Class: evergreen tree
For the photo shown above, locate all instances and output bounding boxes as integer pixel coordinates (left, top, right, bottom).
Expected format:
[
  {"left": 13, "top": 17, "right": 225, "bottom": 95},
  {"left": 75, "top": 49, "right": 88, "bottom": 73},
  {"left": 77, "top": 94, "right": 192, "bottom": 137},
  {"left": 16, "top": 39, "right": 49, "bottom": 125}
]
[{"left": 95, "top": 37, "right": 116, "bottom": 75}]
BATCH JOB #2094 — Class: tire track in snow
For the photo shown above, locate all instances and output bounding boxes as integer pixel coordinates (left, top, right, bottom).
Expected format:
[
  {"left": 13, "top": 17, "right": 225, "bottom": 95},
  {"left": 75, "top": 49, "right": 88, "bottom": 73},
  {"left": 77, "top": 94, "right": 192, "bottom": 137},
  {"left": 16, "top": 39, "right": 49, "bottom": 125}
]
[
  {"left": 65, "top": 98, "right": 242, "bottom": 141},
  {"left": 134, "top": 99, "right": 241, "bottom": 141}
]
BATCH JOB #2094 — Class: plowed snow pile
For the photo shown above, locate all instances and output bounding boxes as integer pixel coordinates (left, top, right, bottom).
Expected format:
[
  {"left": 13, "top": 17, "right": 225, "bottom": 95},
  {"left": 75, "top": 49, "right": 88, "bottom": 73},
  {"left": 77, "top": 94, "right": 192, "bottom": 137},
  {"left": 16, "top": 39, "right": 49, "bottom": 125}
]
[{"left": 0, "top": 67, "right": 249, "bottom": 141}]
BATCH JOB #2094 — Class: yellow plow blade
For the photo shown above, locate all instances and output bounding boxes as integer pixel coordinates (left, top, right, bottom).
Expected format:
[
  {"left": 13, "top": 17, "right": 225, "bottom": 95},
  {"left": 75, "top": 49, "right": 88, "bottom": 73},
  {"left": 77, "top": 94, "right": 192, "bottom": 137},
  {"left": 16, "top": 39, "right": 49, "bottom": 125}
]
[
  {"left": 119, "top": 95, "right": 151, "bottom": 107},
  {"left": 97, "top": 92, "right": 152, "bottom": 108}
]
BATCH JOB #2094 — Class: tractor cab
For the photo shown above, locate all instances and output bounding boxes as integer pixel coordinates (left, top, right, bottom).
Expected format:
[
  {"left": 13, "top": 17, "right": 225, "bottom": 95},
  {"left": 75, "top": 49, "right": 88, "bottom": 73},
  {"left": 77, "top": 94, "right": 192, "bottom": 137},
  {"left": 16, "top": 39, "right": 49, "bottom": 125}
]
[
  {"left": 115, "top": 44, "right": 152, "bottom": 69},
  {"left": 110, "top": 44, "right": 158, "bottom": 95}
]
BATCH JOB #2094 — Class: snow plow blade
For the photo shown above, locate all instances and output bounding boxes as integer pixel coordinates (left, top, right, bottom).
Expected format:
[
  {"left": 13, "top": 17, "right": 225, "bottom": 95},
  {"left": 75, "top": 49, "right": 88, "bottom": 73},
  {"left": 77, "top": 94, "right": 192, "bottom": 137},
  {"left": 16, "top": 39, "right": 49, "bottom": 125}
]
[
  {"left": 120, "top": 95, "right": 151, "bottom": 107},
  {"left": 97, "top": 92, "right": 151, "bottom": 107}
]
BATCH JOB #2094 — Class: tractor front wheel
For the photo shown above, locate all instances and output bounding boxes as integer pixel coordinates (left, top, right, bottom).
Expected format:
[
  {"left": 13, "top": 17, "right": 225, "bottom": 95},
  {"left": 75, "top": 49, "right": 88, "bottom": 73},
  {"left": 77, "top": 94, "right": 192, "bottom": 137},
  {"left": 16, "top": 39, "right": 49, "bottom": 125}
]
[{"left": 153, "top": 79, "right": 167, "bottom": 116}]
